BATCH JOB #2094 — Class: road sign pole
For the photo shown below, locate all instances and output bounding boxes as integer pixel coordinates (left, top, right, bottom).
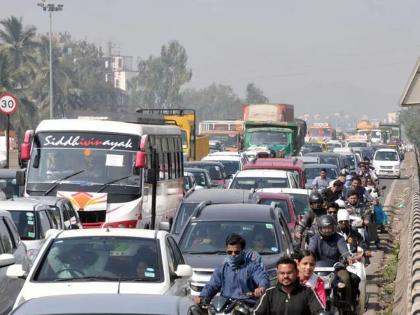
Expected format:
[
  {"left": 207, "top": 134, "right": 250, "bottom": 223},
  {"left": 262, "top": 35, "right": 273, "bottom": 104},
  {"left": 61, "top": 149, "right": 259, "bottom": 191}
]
[{"left": 5, "top": 116, "right": 9, "bottom": 169}]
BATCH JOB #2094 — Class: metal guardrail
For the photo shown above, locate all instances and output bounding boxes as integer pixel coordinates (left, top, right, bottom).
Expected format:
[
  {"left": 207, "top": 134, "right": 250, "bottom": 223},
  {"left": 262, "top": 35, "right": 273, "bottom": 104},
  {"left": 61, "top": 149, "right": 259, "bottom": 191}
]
[{"left": 410, "top": 149, "right": 420, "bottom": 314}]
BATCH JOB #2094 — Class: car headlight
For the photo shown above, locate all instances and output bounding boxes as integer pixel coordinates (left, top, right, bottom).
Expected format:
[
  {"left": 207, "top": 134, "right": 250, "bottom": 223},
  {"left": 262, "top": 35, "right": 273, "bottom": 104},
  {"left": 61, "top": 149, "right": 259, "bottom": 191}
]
[{"left": 394, "top": 165, "right": 400, "bottom": 169}]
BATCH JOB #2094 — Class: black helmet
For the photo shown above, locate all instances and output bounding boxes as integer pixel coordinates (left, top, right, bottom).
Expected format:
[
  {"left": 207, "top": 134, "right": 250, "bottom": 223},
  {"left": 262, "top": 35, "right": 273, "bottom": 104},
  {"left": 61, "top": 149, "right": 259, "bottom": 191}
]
[
  {"left": 318, "top": 215, "right": 336, "bottom": 238},
  {"left": 309, "top": 192, "right": 323, "bottom": 204}
]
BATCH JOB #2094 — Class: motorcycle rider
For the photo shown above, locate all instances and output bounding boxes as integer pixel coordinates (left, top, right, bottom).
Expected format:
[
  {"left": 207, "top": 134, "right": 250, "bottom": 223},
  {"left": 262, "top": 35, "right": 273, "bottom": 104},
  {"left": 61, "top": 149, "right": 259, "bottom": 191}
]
[
  {"left": 294, "top": 191, "right": 327, "bottom": 246},
  {"left": 336, "top": 209, "right": 367, "bottom": 254},
  {"left": 326, "top": 202, "right": 339, "bottom": 222},
  {"left": 322, "top": 180, "right": 343, "bottom": 204},
  {"left": 308, "top": 215, "right": 355, "bottom": 310},
  {"left": 193, "top": 233, "right": 269, "bottom": 306},
  {"left": 312, "top": 168, "right": 330, "bottom": 192},
  {"left": 254, "top": 256, "right": 324, "bottom": 315}
]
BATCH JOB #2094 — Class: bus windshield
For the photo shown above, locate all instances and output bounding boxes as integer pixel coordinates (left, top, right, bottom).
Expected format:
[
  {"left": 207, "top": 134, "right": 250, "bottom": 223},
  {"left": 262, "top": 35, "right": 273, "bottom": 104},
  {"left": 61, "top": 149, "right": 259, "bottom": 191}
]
[
  {"left": 249, "top": 131, "right": 288, "bottom": 145},
  {"left": 27, "top": 132, "right": 141, "bottom": 192},
  {"left": 208, "top": 134, "right": 238, "bottom": 147}
]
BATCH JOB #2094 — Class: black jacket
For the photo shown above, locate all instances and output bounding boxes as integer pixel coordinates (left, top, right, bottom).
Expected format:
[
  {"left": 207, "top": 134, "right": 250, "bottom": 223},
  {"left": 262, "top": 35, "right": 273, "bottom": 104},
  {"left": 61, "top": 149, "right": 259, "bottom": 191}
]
[{"left": 254, "top": 281, "right": 324, "bottom": 315}]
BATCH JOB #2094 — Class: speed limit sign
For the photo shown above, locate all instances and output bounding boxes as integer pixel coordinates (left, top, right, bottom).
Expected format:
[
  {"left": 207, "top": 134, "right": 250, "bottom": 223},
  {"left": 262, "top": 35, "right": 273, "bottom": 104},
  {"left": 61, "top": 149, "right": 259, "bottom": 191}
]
[{"left": 0, "top": 92, "right": 18, "bottom": 115}]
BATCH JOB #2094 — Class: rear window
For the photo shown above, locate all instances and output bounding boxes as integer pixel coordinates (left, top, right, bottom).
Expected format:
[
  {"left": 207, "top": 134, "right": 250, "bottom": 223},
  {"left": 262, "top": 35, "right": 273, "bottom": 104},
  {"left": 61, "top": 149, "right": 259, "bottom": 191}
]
[
  {"left": 259, "top": 199, "right": 290, "bottom": 223},
  {"left": 9, "top": 211, "right": 37, "bottom": 240},
  {"left": 230, "top": 177, "right": 289, "bottom": 190},
  {"left": 173, "top": 203, "right": 199, "bottom": 234}
]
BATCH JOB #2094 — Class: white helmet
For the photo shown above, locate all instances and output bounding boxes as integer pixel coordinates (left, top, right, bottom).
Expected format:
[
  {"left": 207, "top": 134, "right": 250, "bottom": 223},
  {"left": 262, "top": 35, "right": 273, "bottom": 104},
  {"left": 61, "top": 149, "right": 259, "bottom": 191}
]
[
  {"left": 335, "top": 199, "right": 346, "bottom": 209},
  {"left": 337, "top": 209, "right": 350, "bottom": 222}
]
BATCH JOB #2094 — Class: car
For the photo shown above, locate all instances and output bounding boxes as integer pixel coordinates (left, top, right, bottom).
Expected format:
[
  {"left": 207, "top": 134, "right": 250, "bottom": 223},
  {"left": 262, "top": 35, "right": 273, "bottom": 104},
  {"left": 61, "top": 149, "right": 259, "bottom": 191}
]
[
  {"left": 372, "top": 148, "right": 401, "bottom": 178},
  {"left": 183, "top": 172, "right": 197, "bottom": 194},
  {"left": 304, "top": 163, "right": 339, "bottom": 189},
  {"left": 177, "top": 203, "right": 294, "bottom": 295},
  {"left": 8, "top": 228, "right": 193, "bottom": 308},
  {"left": 243, "top": 157, "right": 305, "bottom": 189},
  {"left": 184, "top": 167, "right": 212, "bottom": 189},
  {"left": 228, "top": 169, "right": 298, "bottom": 190},
  {"left": 300, "top": 143, "right": 323, "bottom": 154},
  {"left": 299, "top": 155, "right": 320, "bottom": 165},
  {"left": 304, "top": 152, "right": 348, "bottom": 170},
  {"left": 346, "top": 141, "right": 368, "bottom": 149},
  {"left": 169, "top": 189, "right": 255, "bottom": 236},
  {"left": 326, "top": 140, "right": 343, "bottom": 151},
  {"left": 0, "top": 209, "right": 29, "bottom": 314},
  {"left": 254, "top": 192, "right": 297, "bottom": 233},
  {"left": 0, "top": 169, "right": 25, "bottom": 199},
  {"left": 202, "top": 152, "right": 248, "bottom": 178},
  {"left": 209, "top": 140, "right": 224, "bottom": 153},
  {"left": 22, "top": 196, "right": 82, "bottom": 230},
  {"left": 259, "top": 188, "right": 311, "bottom": 219},
  {"left": 184, "top": 161, "right": 227, "bottom": 187},
  {"left": 0, "top": 199, "right": 60, "bottom": 264},
  {"left": 9, "top": 294, "right": 198, "bottom": 315}
]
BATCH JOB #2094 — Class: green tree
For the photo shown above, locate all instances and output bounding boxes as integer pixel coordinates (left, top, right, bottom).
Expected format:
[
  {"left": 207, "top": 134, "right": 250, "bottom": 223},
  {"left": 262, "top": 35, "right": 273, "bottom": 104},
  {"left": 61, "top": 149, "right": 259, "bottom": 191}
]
[
  {"left": 400, "top": 108, "right": 420, "bottom": 146},
  {"left": 245, "top": 83, "right": 269, "bottom": 103},
  {"left": 129, "top": 41, "right": 192, "bottom": 109},
  {"left": 181, "top": 83, "right": 242, "bottom": 121}
]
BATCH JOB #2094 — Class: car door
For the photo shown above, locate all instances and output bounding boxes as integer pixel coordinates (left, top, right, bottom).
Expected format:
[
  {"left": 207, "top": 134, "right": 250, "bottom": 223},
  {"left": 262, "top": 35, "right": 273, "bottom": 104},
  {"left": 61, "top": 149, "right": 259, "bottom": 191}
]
[
  {"left": 165, "top": 236, "right": 190, "bottom": 296},
  {"left": 0, "top": 217, "right": 21, "bottom": 314}
]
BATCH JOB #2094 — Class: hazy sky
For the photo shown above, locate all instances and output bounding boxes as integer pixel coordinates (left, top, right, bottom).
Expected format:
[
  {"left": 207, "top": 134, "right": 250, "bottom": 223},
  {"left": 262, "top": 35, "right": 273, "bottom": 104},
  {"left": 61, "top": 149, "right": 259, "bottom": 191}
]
[{"left": 2, "top": 0, "right": 420, "bottom": 119}]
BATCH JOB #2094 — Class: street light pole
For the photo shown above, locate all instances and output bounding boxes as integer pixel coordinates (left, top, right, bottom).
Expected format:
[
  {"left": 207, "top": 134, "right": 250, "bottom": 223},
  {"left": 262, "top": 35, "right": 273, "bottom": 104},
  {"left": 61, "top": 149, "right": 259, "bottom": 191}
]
[{"left": 37, "top": 1, "right": 63, "bottom": 119}]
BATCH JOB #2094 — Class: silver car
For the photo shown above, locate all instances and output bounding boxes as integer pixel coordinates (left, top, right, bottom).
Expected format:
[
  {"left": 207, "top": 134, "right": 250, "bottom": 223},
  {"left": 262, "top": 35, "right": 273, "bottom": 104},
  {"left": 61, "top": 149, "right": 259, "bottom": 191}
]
[{"left": 0, "top": 209, "right": 29, "bottom": 315}]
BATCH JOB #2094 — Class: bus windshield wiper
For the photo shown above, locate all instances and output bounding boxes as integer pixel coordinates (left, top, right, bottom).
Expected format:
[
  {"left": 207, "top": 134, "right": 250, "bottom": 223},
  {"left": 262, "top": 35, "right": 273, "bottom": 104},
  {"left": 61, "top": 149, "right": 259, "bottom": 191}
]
[
  {"left": 43, "top": 169, "right": 86, "bottom": 196},
  {"left": 96, "top": 175, "right": 133, "bottom": 193}
]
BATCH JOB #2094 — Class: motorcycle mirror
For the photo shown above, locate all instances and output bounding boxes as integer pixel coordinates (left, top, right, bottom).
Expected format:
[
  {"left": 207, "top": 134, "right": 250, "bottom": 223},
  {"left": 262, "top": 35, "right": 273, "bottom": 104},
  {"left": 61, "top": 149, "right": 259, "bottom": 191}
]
[{"left": 381, "top": 185, "right": 387, "bottom": 190}]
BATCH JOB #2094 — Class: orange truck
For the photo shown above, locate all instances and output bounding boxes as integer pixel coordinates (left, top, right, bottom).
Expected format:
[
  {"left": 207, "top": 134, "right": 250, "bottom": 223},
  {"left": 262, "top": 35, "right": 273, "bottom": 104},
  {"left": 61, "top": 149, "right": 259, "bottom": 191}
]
[{"left": 198, "top": 120, "right": 244, "bottom": 152}]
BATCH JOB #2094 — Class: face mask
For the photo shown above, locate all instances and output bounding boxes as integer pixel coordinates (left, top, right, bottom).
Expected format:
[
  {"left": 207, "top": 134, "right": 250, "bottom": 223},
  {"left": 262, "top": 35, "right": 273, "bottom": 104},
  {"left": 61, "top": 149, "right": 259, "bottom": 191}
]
[{"left": 225, "top": 251, "right": 245, "bottom": 269}]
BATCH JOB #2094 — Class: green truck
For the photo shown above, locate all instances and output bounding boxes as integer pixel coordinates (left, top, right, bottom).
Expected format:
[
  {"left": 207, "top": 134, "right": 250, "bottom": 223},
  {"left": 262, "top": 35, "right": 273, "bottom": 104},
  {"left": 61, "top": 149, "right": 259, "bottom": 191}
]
[
  {"left": 379, "top": 123, "right": 401, "bottom": 144},
  {"left": 243, "top": 119, "right": 306, "bottom": 157}
]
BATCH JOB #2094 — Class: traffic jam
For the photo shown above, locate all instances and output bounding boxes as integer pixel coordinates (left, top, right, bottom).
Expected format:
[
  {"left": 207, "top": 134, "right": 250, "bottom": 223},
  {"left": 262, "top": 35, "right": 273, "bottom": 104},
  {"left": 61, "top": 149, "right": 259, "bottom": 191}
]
[{"left": 0, "top": 104, "right": 405, "bottom": 315}]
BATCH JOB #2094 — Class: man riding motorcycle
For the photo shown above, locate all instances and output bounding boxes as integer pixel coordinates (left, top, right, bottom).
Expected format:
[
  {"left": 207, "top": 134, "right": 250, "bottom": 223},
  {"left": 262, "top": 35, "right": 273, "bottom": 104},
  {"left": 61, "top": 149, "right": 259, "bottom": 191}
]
[
  {"left": 294, "top": 191, "right": 327, "bottom": 247},
  {"left": 193, "top": 233, "right": 269, "bottom": 307},
  {"left": 308, "top": 215, "right": 356, "bottom": 311}
]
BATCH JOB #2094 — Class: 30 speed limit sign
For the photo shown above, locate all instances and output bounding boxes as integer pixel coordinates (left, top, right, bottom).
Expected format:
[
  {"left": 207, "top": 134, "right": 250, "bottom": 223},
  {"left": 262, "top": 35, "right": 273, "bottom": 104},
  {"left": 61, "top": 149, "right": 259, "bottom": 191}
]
[{"left": 0, "top": 92, "right": 18, "bottom": 115}]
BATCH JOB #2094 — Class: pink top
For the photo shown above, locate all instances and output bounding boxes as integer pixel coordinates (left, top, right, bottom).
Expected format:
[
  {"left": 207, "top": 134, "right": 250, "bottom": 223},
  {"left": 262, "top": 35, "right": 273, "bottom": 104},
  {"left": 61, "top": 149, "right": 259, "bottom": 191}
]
[{"left": 301, "top": 274, "right": 326, "bottom": 308}]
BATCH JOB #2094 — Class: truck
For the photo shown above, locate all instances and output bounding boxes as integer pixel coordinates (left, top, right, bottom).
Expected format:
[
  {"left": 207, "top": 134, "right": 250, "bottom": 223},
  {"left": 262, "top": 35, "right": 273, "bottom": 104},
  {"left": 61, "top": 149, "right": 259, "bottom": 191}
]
[
  {"left": 198, "top": 120, "right": 243, "bottom": 152},
  {"left": 306, "top": 123, "right": 337, "bottom": 142},
  {"left": 242, "top": 104, "right": 306, "bottom": 157},
  {"left": 379, "top": 123, "right": 401, "bottom": 145}
]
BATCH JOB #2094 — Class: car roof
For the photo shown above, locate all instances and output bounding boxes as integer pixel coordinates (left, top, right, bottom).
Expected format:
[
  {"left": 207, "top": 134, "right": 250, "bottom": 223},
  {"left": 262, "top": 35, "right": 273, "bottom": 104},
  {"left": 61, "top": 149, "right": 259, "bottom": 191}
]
[
  {"left": 304, "top": 163, "right": 338, "bottom": 169},
  {"left": 184, "top": 189, "right": 253, "bottom": 203},
  {"left": 375, "top": 148, "right": 398, "bottom": 152},
  {"left": 22, "top": 196, "right": 67, "bottom": 206},
  {"left": 185, "top": 161, "right": 224, "bottom": 166},
  {"left": 0, "top": 209, "right": 12, "bottom": 218},
  {"left": 255, "top": 192, "right": 292, "bottom": 201},
  {"left": 235, "top": 169, "right": 288, "bottom": 178},
  {"left": 305, "top": 152, "right": 341, "bottom": 157},
  {"left": 243, "top": 158, "right": 303, "bottom": 170},
  {"left": 0, "top": 198, "right": 47, "bottom": 211},
  {"left": 184, "top": 167, "right": 209, "bottom": 174},
  {"left": 54, "top": 228, "right": 166, "bottom": 239},
  {"left": 194, "top": 203, "right": 275, "bottom": 221},
  {"left": 259, "top": 188, "right": 311, "bottom": 195},
  {"left": 206, "top": 152, "right": 241, "bottom": 157},
  {"left": 202, "top": 155, "right": 240, "bottom": 161},
  {"left": 11, "top": 294, "right": 193, "bottom": 315}
]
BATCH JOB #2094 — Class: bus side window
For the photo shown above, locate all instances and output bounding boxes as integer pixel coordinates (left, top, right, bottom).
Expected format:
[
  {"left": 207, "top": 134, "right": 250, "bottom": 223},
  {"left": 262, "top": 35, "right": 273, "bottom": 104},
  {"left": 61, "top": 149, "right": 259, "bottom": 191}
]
[{"left": 176, "top": 137, "right": 183, "bottom": 178}]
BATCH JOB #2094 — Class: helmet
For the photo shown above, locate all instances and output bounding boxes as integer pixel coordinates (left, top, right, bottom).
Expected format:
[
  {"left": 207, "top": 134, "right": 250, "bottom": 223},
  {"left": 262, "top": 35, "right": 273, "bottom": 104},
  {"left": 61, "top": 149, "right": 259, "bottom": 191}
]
[
  {"left": 309, "top": 192, "right": 323, "bottom": 204},
  {"left": 340, "top": 169, "right": 349, "bottom": 176},
  {"left": 335, "top": 199, "right": 346, "bottom": 209},
  {"left": 337, "top": 209, "right": 350, "bottom": 222},
  {"left": 318, "top": 215, "right": 336, "bottom": 238}
]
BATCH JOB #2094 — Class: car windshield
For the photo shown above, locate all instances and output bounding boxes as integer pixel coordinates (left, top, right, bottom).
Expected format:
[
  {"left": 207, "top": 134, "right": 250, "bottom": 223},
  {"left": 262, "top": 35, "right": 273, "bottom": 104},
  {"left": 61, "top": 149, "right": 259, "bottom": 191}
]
[
  {"left": 173, "top": 203, "right": 199, "bottom": 234},
  {"left": 259, "top": 199, "right": 291, "bottom": 223},
  {"left": 317, "top": 156, "right": 339, "bottom": 168},
  {"left": 230, "top": 177, "right": 289, "bottom": 189},
  {"left": 188, "top": 171, "right": 209, "bottom": 186},
  {"left": 27, "top": 132, "right": 140, "bottom": 190},
  {"left": 289, "top": 194, "right": 310, "bottom": 216},
  {"left": 348, "top": 142, "right": 367, "bottom": 148},
  {"left": 0, "top": 178, "right": 21, "bottom": 199},
  {"left": 216, "top": 160, "right": 240, "bottom": 176},
  {"left": 209, "top": 134, "right": 238, "bottom": 147},
  {"left": 304, "top": 167, "right": 337, "bottom": 180},
  {"left": 180, "top": 221, "right": 281, "bottom": 255},
  {"left": 249, "top": 131, "right": 288, "bottom": 145},
  {"left": 342, "top": 155, "right": 356, "bottom": 170},
  {"left": 375, "top": 151, "right": 399, "bottom": 161},
  {"left": 9, "top": 211, "right": 37, "bottom": 240},
  {"left": 186, "top": 164, "right": 224, "bottom": 180},
  {"left": 34, "top": 236, "right": 163, "bottom": 282}
]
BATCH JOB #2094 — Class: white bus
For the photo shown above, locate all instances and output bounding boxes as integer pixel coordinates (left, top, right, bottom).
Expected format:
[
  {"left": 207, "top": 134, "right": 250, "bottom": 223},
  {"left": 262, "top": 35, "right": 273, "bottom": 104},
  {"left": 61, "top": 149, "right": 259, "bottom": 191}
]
[{"left": 20, "top": 118, "right": 184, "bottom": 229}]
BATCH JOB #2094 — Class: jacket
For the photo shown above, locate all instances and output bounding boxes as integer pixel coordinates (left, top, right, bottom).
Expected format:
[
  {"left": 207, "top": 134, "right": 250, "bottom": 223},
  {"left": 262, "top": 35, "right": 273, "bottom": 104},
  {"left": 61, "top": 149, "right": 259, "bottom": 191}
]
[
  {"left": 301, "top": 274, "right": 326, "bottom": 307},
  {"left": 254, "top": 281, "right": 324, "bottom": 315},
  {"left": 308, "top": 233, "right": 351, "bottom": 266},
  {"left": 294, "top": 208, "right": 327, "bottom": 242},
  {"left": 321, "top": 188, "right": 342, "bottom": 203},
  {"left": 200, "top": 258, "right": 269, "bottom": 304}
]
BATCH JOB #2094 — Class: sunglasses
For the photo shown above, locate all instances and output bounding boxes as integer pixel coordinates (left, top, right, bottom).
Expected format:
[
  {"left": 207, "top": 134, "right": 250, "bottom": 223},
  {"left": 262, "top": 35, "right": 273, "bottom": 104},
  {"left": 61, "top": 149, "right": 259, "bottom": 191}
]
[{"left": 226, "top": 250, "right": 241, "bottom": 255}]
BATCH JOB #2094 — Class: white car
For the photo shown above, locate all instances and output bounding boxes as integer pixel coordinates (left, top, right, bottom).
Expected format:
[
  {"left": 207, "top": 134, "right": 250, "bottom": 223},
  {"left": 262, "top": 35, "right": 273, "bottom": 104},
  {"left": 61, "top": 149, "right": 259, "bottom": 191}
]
[
  {"left": 8, "top": 228, "right": 193, "bottom": 308},
  {"left": 0, "top": 210, "right": 30, "bottom": 314},
  {"left": 202, "top": 152, "right": 248, "bottom": 178},
  {"left": 228, "top": 169, "right": 298, "bottom": 190},
  {"left": 372, "top": 149, "right": 401, "bottom": 178}
]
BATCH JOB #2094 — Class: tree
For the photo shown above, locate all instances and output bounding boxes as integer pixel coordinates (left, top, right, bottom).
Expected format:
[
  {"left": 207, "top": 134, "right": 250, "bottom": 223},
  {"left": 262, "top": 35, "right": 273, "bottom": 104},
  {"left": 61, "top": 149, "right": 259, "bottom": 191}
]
[
  {"left": 400, "top": 108, "right": 420, "bottom": 146},
  {"left": 129, "top": 41, "right": 192, "bottom": 109},
  {"left": 181, "top": 83, "right": 242, "bottom": 121},
  {"left": 245, "top": 83, "right": 269, "bottom": 103}
]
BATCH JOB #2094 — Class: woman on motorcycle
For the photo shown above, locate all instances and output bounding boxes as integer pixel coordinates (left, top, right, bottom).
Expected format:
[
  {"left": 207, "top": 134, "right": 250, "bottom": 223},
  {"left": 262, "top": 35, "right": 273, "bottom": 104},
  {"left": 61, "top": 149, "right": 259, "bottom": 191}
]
[{"left": 294, "top": 250, "right": 326, "bottom": 308}]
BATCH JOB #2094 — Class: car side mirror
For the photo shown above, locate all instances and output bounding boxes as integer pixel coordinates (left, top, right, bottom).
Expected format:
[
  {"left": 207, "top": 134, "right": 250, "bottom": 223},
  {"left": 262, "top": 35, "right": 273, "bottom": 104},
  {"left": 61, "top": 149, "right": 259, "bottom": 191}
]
[
  {"left": 175, "top": 264, "right": 193, "bottom": 278},
  {"left": 158, "top": 221, "right": 170, "bottom": 231},
  {"left": 6, "top": 264, "right": 26, "bottom": 279},
  {"left": 69, "top": 224, "right": 80, "bottom": 230},
  {"left": 0, "top": 253, "right": 15, "bottom": 268},
  {"left": 381, "top": 186, "right": 387, "bottom": 190}
]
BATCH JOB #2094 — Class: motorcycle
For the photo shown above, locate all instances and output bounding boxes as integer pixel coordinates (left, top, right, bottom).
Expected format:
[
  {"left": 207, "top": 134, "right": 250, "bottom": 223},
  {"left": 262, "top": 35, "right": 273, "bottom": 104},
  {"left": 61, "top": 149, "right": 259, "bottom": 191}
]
[
  {"left": 199, "top": 295, "right": 253, "bottom": 315},
  {"left": 314, "top": 257, "right": 366, "bottom": 315}
]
